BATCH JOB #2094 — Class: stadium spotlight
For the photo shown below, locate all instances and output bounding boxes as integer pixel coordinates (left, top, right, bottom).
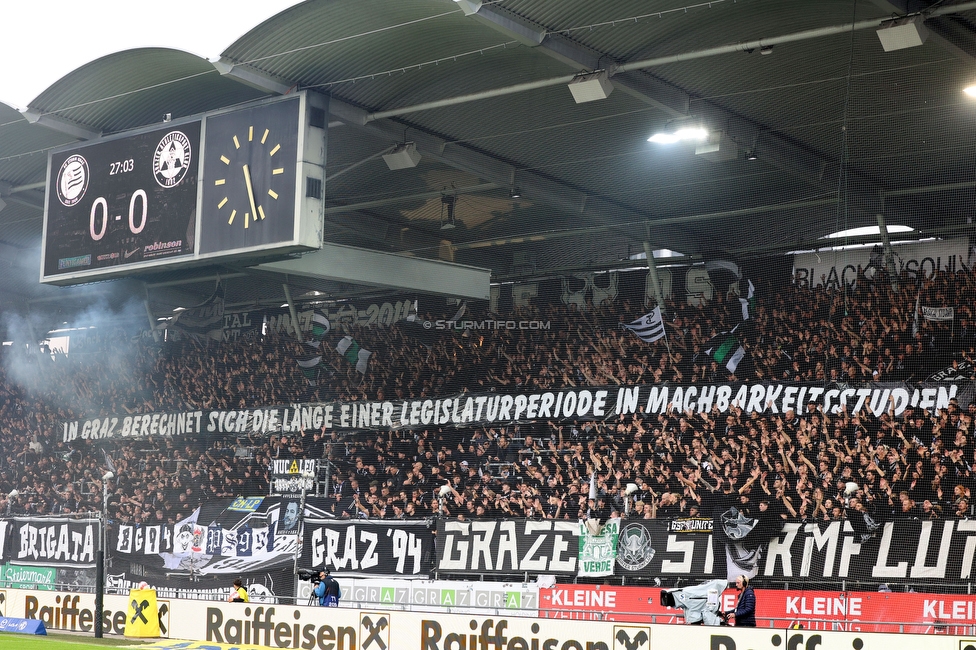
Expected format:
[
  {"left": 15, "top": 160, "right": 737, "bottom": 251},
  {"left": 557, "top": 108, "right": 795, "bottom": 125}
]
[
  {"left": 964, "top": 85, "right": 976, "bottom": 97},
  {"left": 382, "top": 142, "right": 422, "bottom": 170},
  {"left": 649, "top": 118, "right": 708, "bottom": 145},
  {"left": 876, "top": 15, "right": 928, "bottom": 52},
  {"left": 568, "top": 70, "right": 614, "bottom": 103}
]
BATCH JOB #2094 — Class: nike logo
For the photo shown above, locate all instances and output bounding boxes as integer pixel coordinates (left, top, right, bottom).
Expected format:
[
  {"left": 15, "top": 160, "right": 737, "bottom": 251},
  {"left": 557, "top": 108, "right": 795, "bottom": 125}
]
[{"left": 124, "top": 248, "right": 139, "bottom": 259}]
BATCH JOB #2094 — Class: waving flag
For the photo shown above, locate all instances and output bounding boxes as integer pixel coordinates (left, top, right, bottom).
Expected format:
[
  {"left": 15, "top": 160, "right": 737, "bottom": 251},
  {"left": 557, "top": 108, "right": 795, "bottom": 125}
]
[
  {"left": 620, "top": 306, "right": 666, "bottom": 343},
  {"left": 336, "top": 336, "right": 372, "bottom": 374},
  {"left": 706, "top": 329, "right": 747, "bottom": 375}
]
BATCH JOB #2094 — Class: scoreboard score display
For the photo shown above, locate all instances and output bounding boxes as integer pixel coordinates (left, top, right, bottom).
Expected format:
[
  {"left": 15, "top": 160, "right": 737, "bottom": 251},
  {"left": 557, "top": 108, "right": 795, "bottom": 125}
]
[
  {"left": 40, "top": 92, "right": 326, "bottom": 285},
  {"left": 42, "top": 122, "right": 200, "bottom": 279}
]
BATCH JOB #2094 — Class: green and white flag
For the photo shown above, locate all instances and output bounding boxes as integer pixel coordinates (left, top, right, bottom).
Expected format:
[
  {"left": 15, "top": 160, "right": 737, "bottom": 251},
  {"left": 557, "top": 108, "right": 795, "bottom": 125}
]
[
  {"left": 309, "top": 313, "right": 330, "bottom": 343},
  {"left": 578, "top": 518, "right": 619, "bottom": 577},
  {"left": 296, "top": 343, "right": 324, "bottom": 386},
  {"left": 706, "top": 330, "right": 746, "bottom": 375},
  {"left": 336, "top": 336, "right": 372, "bottom": 374}
]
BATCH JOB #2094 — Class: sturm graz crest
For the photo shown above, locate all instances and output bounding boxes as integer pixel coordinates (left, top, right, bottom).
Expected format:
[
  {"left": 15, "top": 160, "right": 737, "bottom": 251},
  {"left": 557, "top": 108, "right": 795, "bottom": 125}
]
[
  {"left": 56, "top": 154, "right": 89, "bottom": 206},
  {"left": 616, "top": 523, "right": 655, "bottom": 571}
]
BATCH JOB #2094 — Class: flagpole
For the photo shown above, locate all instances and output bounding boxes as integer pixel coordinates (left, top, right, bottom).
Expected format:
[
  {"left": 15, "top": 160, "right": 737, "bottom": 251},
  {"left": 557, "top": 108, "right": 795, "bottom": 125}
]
[{"left": 662, "top": 321, "right": 674, "bottom": 362}]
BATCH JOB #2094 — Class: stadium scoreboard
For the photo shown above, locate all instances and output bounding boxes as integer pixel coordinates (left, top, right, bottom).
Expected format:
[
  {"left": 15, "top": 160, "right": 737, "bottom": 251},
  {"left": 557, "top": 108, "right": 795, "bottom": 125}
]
[{"left": 40, "top": 92, "right": 327, "bottom": 285}]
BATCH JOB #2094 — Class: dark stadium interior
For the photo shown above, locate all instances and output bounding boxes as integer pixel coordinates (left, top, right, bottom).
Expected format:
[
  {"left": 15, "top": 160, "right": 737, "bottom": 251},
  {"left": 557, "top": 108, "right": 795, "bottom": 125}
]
[{"left": 3, "top": 0, "right": 976, "bottom": 597}]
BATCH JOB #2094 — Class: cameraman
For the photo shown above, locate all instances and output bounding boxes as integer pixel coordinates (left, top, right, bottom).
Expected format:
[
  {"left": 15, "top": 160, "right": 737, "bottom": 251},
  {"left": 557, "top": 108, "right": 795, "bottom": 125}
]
[{"left": 313, "top": 568, "right": 341, "bottom": 607}]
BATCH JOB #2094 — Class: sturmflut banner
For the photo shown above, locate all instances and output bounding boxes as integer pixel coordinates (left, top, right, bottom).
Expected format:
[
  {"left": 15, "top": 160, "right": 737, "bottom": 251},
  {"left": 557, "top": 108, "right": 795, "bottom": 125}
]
[{"left": 60, "top": 380, "right": 971, "bottom": 442}]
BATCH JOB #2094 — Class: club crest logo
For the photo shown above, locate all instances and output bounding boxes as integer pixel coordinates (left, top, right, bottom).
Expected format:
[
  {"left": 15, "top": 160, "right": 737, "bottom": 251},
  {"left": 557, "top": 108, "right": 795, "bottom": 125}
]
[
  {"left": 616, "top": 523, "right": 656, "bottom": 571},
  {"left": 56, "top": 154, "right": 89, "bottom": 206},
  {"left": 154, "top": 130, "right": 191, "bottom": 188}
]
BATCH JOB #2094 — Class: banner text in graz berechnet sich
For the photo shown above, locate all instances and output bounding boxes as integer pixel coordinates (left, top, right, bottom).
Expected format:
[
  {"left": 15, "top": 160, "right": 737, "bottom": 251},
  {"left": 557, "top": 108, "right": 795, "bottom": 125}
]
[{"left": 61, "top": 381, "right": 967, "bottom": 442}]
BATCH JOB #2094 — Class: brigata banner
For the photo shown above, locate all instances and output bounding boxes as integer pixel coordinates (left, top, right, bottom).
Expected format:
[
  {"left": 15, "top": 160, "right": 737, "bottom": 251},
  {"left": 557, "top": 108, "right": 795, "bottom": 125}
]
[
  {"left": 60, "top": 381, "right": 972, "bottom": 443},
  {"left": 437, "top": 517, "right": 976, "bottom": 584},
  {"left": 300, "top": 518, "right": 435, "bottom": 578},
  {"left": 0, "top": 517, "right": 99, "bottom": 568}
]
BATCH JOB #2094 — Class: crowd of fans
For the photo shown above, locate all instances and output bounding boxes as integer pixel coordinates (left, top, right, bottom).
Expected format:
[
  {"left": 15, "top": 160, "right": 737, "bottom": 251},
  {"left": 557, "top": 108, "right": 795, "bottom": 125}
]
[{"left": 0, "top": 266, "right": 974, "bottom": 533}]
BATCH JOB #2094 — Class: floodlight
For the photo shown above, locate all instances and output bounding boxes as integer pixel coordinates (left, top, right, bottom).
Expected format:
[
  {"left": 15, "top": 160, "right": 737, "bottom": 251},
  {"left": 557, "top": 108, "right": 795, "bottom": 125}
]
[
  {"left": 696, "top": 130, "right": 738, "bottom": 162},
  {"left": 382, "top": 142, "right": 422, "bottom": 170},
  {"left": 568, "top": 70, "right": 614, "bottom": 103},
  {"left": 877, "top": 15, "right": 928, "bottom": 52},
  {"left": 649, "top": 120, "right": 708, "bottom": 144}
]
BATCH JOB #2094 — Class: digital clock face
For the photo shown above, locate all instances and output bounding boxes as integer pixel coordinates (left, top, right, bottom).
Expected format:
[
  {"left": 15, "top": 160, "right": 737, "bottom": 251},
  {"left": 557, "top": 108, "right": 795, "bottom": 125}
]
[{"left": 42, "top": 121, "right": 201, "bottom": 280}]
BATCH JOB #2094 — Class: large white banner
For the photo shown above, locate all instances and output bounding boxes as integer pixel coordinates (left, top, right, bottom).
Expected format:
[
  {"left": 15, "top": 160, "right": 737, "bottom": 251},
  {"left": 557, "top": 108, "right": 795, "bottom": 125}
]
[
  {"left": 793, "top": 237, "right": 970, "bottom": 288},
  {"left": 60, "top": 382, "right": 968, "bottom": 444}
]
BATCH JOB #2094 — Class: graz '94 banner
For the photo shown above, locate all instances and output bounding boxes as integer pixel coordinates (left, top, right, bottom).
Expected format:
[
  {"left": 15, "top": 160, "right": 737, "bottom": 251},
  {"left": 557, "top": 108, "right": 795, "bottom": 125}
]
[
  {"left": 60, "top": 380, "right": 971, "bottom": 443},
  {"left": 300, "top": 518, "right": 436, "bottom": 578}
]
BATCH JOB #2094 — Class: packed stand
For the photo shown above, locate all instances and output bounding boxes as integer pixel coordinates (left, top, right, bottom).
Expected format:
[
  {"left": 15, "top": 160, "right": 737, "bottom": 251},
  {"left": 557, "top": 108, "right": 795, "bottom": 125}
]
[{"left": 0, "top": 267, "right": 974, "bottom": 529}]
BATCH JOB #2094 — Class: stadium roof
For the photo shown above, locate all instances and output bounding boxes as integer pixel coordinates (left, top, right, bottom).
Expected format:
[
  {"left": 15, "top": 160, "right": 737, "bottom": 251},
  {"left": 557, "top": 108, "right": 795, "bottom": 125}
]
[{"left": 1, "top": 0, "right": 975, "bottom": 335}]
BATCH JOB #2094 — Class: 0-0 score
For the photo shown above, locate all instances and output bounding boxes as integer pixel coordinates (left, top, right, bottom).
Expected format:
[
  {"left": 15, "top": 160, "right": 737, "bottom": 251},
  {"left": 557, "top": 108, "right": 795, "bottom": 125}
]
[{"left": 89, "top": 188, "right": 147, "bottom": 240}]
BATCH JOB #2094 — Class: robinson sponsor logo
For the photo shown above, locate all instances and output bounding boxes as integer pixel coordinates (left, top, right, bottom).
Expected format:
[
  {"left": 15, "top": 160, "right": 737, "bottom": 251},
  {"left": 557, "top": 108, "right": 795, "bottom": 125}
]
[{"left": 144, "top": 240, "right": 184, "bottom": 258}]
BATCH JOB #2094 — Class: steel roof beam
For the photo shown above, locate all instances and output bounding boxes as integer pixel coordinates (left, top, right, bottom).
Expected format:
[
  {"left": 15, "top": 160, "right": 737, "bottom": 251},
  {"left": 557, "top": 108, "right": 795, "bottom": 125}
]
[
  {"left": 448, "top": 1, "right": 891, "bottom": 210},
  {"left": 330, "top": 98, "right": 704, "bottom": 253},
  {"left": 212, "top": 57, "right": 295, "bottom": 95},
  {"left": 256, "top": 242, "right": 492, "bottom": 300},
  {"left": 21, "top": 110, "right": 100, "bottom": 140}
]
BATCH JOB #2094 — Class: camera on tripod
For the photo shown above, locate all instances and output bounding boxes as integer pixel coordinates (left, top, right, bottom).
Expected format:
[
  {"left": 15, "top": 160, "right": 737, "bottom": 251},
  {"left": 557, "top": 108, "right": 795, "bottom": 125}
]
[{"left": 297, "top": 568, "right": 321, "bottom": 583}]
